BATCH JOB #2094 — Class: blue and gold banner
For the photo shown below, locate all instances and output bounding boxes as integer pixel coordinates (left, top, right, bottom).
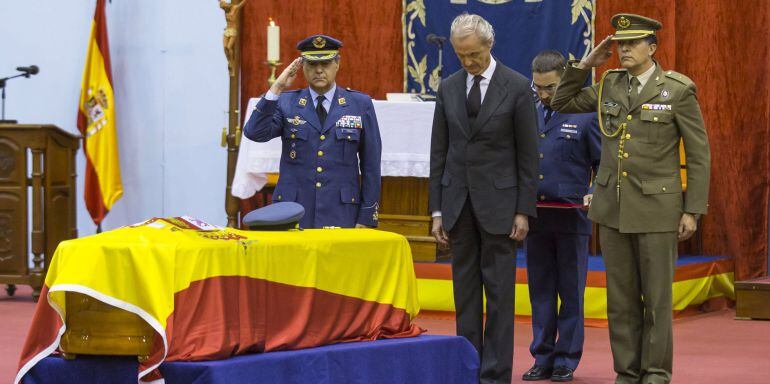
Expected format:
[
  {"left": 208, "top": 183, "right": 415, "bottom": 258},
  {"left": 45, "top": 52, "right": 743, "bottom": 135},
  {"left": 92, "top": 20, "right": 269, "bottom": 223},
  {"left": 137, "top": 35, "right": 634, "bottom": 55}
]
[{"left": 404, "top": 0, "right": 594, "bottom": 93}]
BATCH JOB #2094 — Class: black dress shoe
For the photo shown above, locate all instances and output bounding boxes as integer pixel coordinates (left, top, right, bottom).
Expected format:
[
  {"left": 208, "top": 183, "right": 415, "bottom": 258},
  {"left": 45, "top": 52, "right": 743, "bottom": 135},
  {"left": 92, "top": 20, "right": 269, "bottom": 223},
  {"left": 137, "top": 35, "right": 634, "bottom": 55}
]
[
  {"left": 550, "top": 366, "right": 574, "bottom": 382},
  {"left": 522, "top": 365, "right": 553, "bottom": 381}
]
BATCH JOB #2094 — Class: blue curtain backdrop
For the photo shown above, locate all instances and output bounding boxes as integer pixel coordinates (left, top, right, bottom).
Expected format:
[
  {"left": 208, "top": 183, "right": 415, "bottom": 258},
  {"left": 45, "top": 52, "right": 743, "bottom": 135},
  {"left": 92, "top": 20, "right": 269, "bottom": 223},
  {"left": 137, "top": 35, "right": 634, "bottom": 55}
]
[{"left": 404, "top": 0, "right": 594, "bottom": 94}]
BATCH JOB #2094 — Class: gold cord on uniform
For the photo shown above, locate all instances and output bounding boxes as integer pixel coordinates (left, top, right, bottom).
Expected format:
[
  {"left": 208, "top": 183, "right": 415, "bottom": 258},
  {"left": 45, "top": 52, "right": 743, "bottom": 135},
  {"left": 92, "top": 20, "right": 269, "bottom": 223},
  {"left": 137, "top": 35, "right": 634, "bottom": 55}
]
[{"left": 596, "top": 69, "right": 629, "bottom": 202}]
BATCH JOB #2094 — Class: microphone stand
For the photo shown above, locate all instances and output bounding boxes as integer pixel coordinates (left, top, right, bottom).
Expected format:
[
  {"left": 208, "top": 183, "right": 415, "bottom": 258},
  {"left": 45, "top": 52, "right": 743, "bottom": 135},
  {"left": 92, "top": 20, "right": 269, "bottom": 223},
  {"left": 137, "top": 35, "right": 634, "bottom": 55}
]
[{"left": 0, "top": 72, "right": 32, "bottom": 124}]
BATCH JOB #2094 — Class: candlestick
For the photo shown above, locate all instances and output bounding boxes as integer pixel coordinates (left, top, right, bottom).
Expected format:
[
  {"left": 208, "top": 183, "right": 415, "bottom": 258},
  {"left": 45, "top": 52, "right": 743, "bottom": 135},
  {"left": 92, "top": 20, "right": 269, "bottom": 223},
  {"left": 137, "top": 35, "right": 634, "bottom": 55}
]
[{"left": 266, "top": 60, "right": 282, "bottom": 86}]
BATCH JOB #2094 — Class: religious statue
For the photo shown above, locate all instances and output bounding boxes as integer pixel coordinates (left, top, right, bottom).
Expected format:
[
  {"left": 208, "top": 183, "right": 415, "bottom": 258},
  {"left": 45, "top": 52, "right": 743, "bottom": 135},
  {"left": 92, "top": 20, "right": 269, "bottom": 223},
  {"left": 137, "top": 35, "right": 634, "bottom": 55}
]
[{"left": 220, "top": 0, "right": 246, "bottom": 77}]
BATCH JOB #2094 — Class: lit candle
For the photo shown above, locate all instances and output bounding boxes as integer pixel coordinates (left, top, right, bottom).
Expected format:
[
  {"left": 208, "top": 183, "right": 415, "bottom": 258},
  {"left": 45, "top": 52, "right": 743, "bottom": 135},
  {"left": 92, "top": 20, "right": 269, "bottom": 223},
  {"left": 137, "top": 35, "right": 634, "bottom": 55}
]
[{"left": 267, "top": 18, "right": 280, "bottom": 62}]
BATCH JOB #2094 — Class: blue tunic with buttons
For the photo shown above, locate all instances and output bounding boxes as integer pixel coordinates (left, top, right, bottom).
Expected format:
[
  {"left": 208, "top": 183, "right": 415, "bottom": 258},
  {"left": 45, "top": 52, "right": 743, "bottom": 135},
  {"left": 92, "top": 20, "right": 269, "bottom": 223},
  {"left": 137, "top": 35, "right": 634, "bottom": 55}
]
[
  {"left": 243, "top": 86, "right": 382, "bottom": 228},
  {"left": 530, "top": 103, "right": 600, "bottom": 234}
]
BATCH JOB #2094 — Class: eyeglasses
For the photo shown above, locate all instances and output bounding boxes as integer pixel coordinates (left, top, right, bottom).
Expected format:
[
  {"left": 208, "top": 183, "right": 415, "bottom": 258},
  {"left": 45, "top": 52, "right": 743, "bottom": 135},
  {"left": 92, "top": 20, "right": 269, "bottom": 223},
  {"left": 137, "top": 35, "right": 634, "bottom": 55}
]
[{"left": 531, "top": 81, "right": 558, "bottom": 93}]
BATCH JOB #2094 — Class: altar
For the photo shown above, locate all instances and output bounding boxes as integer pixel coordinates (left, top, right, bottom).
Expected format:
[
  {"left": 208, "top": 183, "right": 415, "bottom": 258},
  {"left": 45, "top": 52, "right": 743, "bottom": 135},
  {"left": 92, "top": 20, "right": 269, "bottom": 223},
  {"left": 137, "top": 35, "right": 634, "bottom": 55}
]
[
  {"left": 232, "top": 99, "right": 436, "bottom": 196},
  {"left": 232, "top": 99, "right": 440, "bottom": 260}
]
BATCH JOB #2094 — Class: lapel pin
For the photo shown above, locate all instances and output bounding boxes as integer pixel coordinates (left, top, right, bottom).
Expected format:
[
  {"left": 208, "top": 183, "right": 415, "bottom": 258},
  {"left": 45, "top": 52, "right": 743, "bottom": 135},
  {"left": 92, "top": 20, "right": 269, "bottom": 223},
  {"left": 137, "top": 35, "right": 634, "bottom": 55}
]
[
  {"left": 338, "top": 97, "right": 346, "bottom": 105},
  {"left": 299, "top": 98, "right": 307, "bottom": 107}
]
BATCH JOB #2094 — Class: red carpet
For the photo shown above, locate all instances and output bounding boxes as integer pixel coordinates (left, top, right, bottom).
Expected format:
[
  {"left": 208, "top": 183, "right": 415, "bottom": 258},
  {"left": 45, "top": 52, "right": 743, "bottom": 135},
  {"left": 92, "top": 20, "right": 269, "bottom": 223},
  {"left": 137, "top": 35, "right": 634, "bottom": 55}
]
[{"left": 3, "top": 285, "right": 769, "bottom": 384}]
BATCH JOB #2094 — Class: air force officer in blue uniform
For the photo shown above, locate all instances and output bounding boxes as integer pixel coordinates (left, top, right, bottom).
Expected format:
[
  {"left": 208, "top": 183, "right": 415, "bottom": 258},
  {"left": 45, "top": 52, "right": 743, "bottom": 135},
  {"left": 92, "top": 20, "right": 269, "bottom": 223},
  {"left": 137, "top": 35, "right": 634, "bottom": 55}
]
[
  {"left": 244, "top": 35, "right": 382, "bottom": 228},
  {"left": 522, "top": 51, "right": 600, "bottom": 382}
]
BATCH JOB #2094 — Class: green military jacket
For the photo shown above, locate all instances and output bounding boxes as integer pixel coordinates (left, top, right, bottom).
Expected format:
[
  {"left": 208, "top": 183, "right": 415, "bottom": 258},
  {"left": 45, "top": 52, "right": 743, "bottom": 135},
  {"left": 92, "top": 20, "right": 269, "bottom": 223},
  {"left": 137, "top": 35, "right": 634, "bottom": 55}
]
[{"left": 551, "top": 63, "right": 710, "bottom": 233}]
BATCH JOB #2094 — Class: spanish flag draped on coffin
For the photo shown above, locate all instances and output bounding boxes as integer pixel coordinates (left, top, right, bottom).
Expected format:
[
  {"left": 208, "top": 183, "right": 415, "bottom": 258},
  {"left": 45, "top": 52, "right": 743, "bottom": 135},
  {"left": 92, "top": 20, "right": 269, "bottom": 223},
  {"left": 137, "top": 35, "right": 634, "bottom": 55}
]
[{"left": 15, "top": 218, "right": 422, "bottom": 383}]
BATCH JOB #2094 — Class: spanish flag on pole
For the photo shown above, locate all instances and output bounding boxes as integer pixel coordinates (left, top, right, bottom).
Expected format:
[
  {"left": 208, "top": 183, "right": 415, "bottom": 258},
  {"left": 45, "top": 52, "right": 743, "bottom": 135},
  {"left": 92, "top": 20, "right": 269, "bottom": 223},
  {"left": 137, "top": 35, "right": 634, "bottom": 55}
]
[{"left": 77, "top": 0, "right": 123, "bottom": 226}]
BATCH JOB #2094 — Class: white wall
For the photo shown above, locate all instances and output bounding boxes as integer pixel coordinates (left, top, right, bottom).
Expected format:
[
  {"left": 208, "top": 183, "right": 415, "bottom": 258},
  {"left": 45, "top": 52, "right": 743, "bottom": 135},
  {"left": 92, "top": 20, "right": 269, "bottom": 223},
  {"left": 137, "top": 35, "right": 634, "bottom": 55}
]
[{"left": 0, "top": 1, "right": 231, "bottom": 234}]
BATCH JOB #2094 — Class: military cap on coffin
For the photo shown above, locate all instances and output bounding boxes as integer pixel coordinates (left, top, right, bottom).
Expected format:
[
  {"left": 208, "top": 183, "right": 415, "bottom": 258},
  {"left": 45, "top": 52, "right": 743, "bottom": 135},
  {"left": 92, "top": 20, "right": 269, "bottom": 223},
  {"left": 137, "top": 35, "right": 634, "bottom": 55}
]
[
  {"left": 243, "top": 202, "right": 305, "bottom": 230},
  {"left": 610, "top": 14, "right": 662, "bottom": 41},
  {"left": 297, "top": 34, "right": 343, "bottom": 62}
]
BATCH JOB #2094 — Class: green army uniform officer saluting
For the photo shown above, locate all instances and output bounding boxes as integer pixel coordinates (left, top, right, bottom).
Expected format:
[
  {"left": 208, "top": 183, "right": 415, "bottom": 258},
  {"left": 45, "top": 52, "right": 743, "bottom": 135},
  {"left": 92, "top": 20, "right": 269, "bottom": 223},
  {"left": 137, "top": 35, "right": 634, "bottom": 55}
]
[{"left": 550, "top": 14, "right": 711, "bottom": 384}]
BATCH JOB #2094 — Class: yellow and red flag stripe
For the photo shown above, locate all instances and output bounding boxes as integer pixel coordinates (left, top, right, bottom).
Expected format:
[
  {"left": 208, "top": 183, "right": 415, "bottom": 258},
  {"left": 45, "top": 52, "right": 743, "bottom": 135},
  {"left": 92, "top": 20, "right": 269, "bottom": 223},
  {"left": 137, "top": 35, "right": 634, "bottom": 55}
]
[
  {"left": 16, "top": 223, "right": 421, "bottom": 383},
  {"left": 77, "top": 0, "right": 123, "bottom": 225}
]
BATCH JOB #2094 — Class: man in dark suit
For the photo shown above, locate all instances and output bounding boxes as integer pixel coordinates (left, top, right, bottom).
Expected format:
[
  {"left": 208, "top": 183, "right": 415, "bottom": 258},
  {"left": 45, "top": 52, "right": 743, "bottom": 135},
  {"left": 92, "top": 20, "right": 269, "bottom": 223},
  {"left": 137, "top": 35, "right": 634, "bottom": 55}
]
[{"left": 429, "top": 13, "right": 539, "bottom": 384}]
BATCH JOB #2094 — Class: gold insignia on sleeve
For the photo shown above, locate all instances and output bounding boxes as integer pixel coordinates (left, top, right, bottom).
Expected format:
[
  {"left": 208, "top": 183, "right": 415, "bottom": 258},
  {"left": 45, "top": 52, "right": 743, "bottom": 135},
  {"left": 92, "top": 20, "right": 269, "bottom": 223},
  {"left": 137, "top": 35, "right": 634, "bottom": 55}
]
[
  {"left": 617, "top": 16, "right": 631, "bottom": 29},
  {"left": 338, "top": 97, "right": 346, "bottom": 105},
  {"left": 313, "top": 37, "right": 326, "bottom": 48}
]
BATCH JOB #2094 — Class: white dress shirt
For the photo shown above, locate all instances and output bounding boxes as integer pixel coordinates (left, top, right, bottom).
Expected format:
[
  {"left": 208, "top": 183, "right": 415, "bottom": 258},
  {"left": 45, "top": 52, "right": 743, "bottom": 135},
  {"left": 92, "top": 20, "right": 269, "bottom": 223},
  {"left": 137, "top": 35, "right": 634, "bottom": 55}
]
[{"left": 465, "top": 57, "right": 497, "bottom": 104}]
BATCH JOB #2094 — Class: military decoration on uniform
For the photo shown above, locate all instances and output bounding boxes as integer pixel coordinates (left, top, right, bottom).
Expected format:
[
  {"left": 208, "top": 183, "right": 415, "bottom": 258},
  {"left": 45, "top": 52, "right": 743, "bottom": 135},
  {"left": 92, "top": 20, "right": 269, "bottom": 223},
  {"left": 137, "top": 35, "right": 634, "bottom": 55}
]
[
  {"left": 642, "top": 103, "right": 672, "bottom": 111},
  {"left": 660, "top": 89, "right": 670, "bottom": 100},
  {"left": 560, "top": 123, "right": 579, "bottom": 135},
  {"left": 289, "top": 150, "right": 297, "bottom": 159},
  {"left": 642, "top": 104, "right": 671, "bottom": 111},
  {"left": 299, "top": 98, "right": 307, "bottom": 106},
  {"left": 287, "top": 116, "right": 307, "bottom": 125},
  {"left": 336, "top": 115, "right": 363, "bottom": 129},
  {"left": 338, "top": 97, "right": 346, "bottom": 105}
]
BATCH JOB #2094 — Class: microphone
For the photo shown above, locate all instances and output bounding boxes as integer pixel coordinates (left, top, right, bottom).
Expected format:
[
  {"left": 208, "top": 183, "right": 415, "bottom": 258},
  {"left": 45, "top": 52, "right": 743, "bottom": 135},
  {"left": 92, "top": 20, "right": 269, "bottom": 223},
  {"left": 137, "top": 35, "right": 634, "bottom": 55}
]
[
  {"left": 426, "top": 34, "right": 447, "bottom": 45},
  {"left": 16, "top": 65, "right": 39, "bottom": 75},
  {"left": 1, "top": 65, "right": 39, "bottom": 123}
]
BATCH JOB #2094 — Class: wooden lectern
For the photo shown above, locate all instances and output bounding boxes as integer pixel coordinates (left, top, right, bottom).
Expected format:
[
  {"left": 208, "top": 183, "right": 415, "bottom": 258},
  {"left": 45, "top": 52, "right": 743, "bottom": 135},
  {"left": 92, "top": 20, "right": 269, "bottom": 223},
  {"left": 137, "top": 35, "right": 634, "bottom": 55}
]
[{"left": 0, "top": 124, "right": 79, "bottom": 299}]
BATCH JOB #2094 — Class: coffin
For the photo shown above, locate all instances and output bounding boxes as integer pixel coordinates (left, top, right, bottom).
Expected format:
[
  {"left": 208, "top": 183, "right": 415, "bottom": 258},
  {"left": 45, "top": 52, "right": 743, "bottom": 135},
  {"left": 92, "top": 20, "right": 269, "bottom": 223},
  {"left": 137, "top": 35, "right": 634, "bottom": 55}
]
[{"left": 59, "top": 292, "right": 155, "bottom": 361}]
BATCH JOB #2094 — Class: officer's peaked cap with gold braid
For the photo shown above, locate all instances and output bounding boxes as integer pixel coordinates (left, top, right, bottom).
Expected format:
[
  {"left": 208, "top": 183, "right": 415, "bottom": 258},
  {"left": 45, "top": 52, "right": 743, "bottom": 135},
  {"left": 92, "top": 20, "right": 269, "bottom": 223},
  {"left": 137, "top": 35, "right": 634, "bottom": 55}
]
[
  {"left": 297, "top": 34, "right": 343, "bottom": 62},
  {"left": 610, "top": 14, "right": 662, "bottom": 41}
]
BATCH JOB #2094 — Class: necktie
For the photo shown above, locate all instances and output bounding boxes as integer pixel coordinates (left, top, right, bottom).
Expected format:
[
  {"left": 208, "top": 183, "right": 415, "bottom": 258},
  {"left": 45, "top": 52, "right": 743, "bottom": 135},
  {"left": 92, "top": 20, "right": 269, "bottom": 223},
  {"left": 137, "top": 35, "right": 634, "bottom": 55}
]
[
  {"left": 544, "top": 107, "right": 554, "bottom": 124},
  {"left": 466, "top": 75, "right": 483, "bottom": 118},
  {"left": 629, "top": 77, "right": 640, "bottom": 106},
  {"left": 316, "top": 95, "right": 327, "bottom": 125}
]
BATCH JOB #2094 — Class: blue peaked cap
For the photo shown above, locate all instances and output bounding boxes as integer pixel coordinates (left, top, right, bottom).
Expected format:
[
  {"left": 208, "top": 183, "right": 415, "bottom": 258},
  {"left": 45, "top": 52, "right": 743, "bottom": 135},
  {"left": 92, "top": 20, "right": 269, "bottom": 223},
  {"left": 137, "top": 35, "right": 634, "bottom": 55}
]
[
  {"left": 297, "top": 34, "right": 343, "bottom": 61},
  {"left": 243, "top": 202, "right": 304, "bottom": 230}
]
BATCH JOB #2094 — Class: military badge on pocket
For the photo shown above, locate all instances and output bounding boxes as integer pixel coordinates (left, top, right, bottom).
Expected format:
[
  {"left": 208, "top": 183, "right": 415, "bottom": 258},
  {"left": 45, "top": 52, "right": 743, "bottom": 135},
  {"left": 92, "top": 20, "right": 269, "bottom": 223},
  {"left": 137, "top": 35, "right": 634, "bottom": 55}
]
[{"left": 335, "top": 115, "right": 363, "bottom": 129}]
